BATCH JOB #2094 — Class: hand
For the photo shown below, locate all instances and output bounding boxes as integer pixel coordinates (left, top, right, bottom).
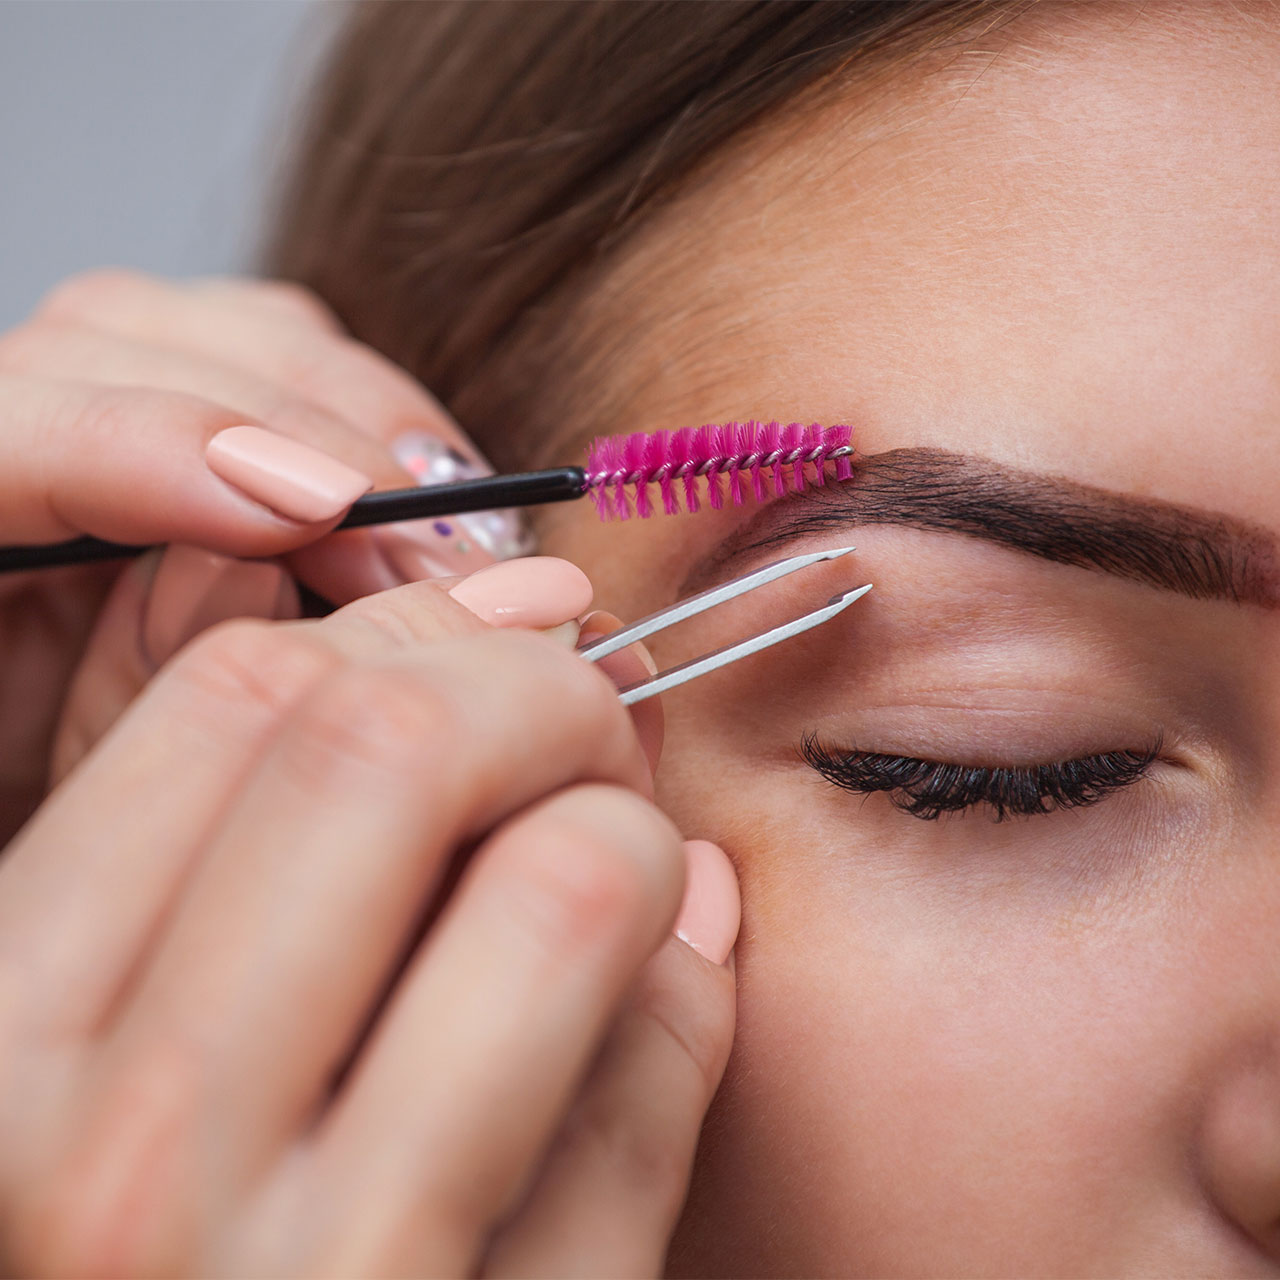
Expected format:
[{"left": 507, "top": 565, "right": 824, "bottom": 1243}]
[
  {"left": 0, "top": 269, "right": 507, "bottom": 839},
  {"left": 52, "top": 549, "right": 665, "bottom": 786},
  {"left": 0, "top": 568, "right": 739, "bottom": 1277}
]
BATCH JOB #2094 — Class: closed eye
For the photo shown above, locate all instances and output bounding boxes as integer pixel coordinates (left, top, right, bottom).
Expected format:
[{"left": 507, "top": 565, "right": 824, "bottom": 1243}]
[{"left": 800, "top": 735, "right": 1162, "bottom": 821}]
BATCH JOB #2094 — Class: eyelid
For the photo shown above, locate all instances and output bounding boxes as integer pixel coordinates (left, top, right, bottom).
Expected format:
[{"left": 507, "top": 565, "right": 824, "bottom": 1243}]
[{"left": 800, "top": 736, "right": 1163, "bottom": 821}]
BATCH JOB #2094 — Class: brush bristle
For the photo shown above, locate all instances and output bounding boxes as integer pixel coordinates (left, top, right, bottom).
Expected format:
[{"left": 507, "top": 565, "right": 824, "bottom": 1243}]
[{"left": 583, "top": 421, "right": 855, "bottom": 520}]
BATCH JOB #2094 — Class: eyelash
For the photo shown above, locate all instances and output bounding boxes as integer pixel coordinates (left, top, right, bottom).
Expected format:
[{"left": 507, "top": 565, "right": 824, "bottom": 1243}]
[{"left": 799, "top": 734, "right": 1161, "bottom": 821}]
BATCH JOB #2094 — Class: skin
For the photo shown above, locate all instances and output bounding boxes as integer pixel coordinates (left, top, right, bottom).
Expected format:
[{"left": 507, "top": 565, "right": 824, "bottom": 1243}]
[
  {"left": 1, "top": 572, "right": 734, "bottom": 1275},
  {"left": 514, "top": 2, "right": 1280, "bottom": 1274},
  {"left": 0, "top": 271, "right": 495, "bottom": 841},
  {"left": 10, "top": 1, "right": 1278, "bottom": 1274},
  {"left": 0, "top": 282, "right": 721, "bottom": 1272}
]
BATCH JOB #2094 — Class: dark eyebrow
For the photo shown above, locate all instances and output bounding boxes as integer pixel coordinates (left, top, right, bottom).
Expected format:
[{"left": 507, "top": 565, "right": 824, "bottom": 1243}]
[{"left": 682, "top": 448, "right": 1280, "bottom": 606}]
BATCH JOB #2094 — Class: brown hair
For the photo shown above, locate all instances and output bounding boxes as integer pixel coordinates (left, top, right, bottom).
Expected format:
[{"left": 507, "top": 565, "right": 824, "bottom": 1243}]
[{"left": 269, "top": 0, "right": 1024, "bottom": 467}]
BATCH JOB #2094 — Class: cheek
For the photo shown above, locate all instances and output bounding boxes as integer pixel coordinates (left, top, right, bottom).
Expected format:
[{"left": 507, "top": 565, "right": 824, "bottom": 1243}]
[{"left": 663, "top": 754, "right": 1273, "bottom": 1274}]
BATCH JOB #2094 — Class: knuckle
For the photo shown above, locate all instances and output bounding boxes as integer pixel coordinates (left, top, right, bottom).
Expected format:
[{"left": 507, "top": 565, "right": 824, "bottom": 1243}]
[
  {"left": 7, "top": 1172, "right": 120, "bottom": 1277},
  {"left": 254, "top": 279, "right": 341, "bottom": 330},
  {"left": 6, "top": 1036, "right": 204, "bottom": 1276},
  {"left": 499, "top": 629, "right": 642, "bottom": 763},
  {"left": 0, "top": 317, "right": 64, "bottom": 372},
  {"left": 331, "top": 582, "right": 480, "bottom": 648},
  {"left": 569, "top": 1087, "right": 694, "bottom": 1217},
  {"left": 282, "top": 664, "right": 457, "bottom": 790},
  {"left": 62, "top": 384, "right": 224, "bottom": 453},
  {"left": 253, "top": 395, "right": 349, "bottom": 442},
  {"left": 168, "top": 619, "right": 333, "bottom": 729},
  {"left": 266, "top": 331, "right": 349, "bottom": 395},
  {"left": 634, "top": 959, "right": 736, "bottom": 1102},
  {"left": 501, "top": 785, "right": 682, "bottom": 954},
  {"left": 37, "top": 268, "right": 148, "bottom": 321},
  {"left": 68, "top": 385, "right": 143, "bottom": 447}
]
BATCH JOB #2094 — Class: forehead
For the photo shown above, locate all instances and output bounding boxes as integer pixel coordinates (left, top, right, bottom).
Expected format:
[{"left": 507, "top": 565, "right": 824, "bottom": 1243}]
[{"left": 542, "top": 1, "right": 1280, "bottom": 590}]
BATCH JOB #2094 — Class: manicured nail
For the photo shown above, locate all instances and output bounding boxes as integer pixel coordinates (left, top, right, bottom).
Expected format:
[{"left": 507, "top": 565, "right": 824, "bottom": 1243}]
[
  {"left": 673, "top": 840, "right": 741, "bottom": 965},
  {"left": 142, "top": 544, "right": 291, "bottom": 668},
  {"left": 206, "top": 425, "right": 372, "bottom": 523},
  {"left": 579, "top": 610, "right": 658, "bottom": 675},
  {"left": 391, "top": 431, "right": 532, "bottom": 561},
  {"left": 541, "top": 619, "right": 582, "bottom": 648},
  {"left": 372, "top": 519, "right": 497, "bottom": 584},
  {"left": 577, "top": 610, "right": 663, "bottom": 774},
  {"left": 448, "top": 556, "right": 593, "bottom": 628}
]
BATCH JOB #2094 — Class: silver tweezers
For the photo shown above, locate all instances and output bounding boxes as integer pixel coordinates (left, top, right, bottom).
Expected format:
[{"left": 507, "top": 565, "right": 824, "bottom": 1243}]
[{"left": 578, "top": 546, "right": 871, "bottom": 705}]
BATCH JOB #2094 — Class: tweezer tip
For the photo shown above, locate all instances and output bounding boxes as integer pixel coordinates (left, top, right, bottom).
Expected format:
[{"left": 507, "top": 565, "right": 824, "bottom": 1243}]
[{"left": 833, "top": 582, "right": 873, "bottom": 604}]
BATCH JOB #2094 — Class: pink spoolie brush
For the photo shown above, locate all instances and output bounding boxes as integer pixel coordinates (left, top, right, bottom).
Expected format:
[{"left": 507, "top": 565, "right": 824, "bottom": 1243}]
[
  {"left": 0, "top": 420, "right": 857, "bottom": 573},
  {"left": 583, "top": 420, "right": 854, "bottom": 520}
]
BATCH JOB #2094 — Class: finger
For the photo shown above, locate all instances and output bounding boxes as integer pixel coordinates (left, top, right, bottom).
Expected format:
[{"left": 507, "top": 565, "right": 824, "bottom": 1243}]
[
  {"left": 0, "top": 319, "right": 463, "bottom": 602},
  {"left": 299, "top": 782, "right": 686, "bottom": 1276},
  {"left": 52, "top": 557, "right": 591, "bottom": 788},
  {"left": 0, "top": 373, "right": 371, "bottom": 553},
  {"left": 188, "top": 276, "right": 346, "bottom": 334},
  {"left": 0, "top": 319, "right": 411, "bottom": 489},
  {"left": 50, "top": 546, "right": 301, "bottom": 786},
  {"left": 97, "top": 634, "right": 648, "bottom": 1199},
  {"left": 37, "top": 563, "right": 552, "bottom": 1016},
  {"left": 578, "top": 609, "right": 664, "bottom": 776},
  {"left": 33, "top": 271, "right": 529, "bottom": 592},
  {"left": 38, "top": 560, "right": 599, "bottom": 1018},
  {"left": 39, "top": 269, "right": 476, "bottom": 453},
  {"left": 485, "top": 842, "right": 739, "bottom": 1278},
  {"left": 0, "top": 619, "right": 339, "bottom": 1034},
  {"left": 187, "top": 279, "right": 525, "bottom": 578},
  {"left": 288, "top": 556, "right": 592, "bottom": 663}
]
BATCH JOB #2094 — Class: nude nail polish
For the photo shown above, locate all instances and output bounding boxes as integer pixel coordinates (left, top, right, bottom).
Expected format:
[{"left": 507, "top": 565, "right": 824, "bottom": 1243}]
[
  {"left": 576, "top": 610, "right": 664, "bottom": 774},
  {"left": 142, "top": 545, "right": 291, "bottom": 668},
  {"left": 579, "top": 610, "right": 658, "bottom": 675},
  {"left": 206, "top": 425, "right": 372, "bottom": 524},
  {"left": 447, "top": 557, "right": 593, "bottom": 627},
  {"left": 673, "top": 839, "right": 741, "bottom": 965},
  {"left": 541, "top": 619, "right": 582, "bottom": 647}
]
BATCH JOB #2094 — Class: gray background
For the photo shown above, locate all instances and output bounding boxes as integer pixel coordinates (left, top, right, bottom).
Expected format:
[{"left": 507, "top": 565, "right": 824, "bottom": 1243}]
[{"left": 0, "top": 0, "right": 333, "bottom": 329}]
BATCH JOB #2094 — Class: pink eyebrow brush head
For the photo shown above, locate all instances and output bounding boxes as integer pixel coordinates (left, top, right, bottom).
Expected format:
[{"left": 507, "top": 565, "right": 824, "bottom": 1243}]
[
  {"left": 0, "top": 421, "right": 857, "bottom": 573},
  {"left": 584, "top": 420, "right": 855, "bottom": 520}
]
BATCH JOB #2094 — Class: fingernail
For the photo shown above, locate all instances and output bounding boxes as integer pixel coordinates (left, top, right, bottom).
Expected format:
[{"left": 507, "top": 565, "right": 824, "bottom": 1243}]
[
  {"left": 372, "top": 518, "right": 497, "bottom": 584},
  {"left": 447, "top": 556, "right": 592, "bottom": 628},
  {"left": 142, "top": 544, "right": 290, "bottom": 668},
  {"left": 673, "top": 840, "right": 741, "bottom": 966},
  {"left": 541, "top": 619, "right": 581, "bottom": 647},
  {"left": 206, "top": 424, "right": 372, "bottom": 524},
  {"left": 577, "top": 610, "right": 663, "bottom": 774},
  {"left": 579, "top": 610, "right": 658, "bottom": 676},
  {"left": 391, "top": 431, "right": 532, "bottom": 561}
]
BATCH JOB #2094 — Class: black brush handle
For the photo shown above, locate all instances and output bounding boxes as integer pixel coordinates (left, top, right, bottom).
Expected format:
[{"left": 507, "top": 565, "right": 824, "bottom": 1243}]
[{"left": 0, "top": 466, "right": 588, "bottom": 574}]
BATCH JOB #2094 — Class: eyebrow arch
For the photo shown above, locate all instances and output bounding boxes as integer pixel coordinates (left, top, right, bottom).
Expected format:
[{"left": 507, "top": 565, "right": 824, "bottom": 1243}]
[{"left": 682, "top": 447, "right": 1280, "bottom": 607}]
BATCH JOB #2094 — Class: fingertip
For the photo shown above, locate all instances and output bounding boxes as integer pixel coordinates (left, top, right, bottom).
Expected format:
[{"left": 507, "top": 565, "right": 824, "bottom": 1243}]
[
  {"left": 142, "top": 545, "right": 293, "bottom": 669},
  {"left": 578, "top": 610, "right": 664, "bottom": 775},
  {"left": 447, "top": 556, "right": 593, "bottom": 627},
  {"left": 205, "top": 424, "right": 372, "bottom": 525},
  {"left": 673, "top": 839, "right": 741, "bottom": 967}
]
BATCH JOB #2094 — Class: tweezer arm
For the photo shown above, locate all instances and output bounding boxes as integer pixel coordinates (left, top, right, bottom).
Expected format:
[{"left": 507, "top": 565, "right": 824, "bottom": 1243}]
[
  {"left": 613, "top": 584, "right": 872, "bottom": 705},
  {"left": 577, "top": 544, "right": 870, "bottom": 705},
  {"left": 576, "top": 544, "right": 858, "bottom": 661}
]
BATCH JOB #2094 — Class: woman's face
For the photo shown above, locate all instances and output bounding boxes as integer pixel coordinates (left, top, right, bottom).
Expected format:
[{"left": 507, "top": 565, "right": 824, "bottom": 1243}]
[{"left": 534, "top": 4, "right": 1280, "bottom": 1273}]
